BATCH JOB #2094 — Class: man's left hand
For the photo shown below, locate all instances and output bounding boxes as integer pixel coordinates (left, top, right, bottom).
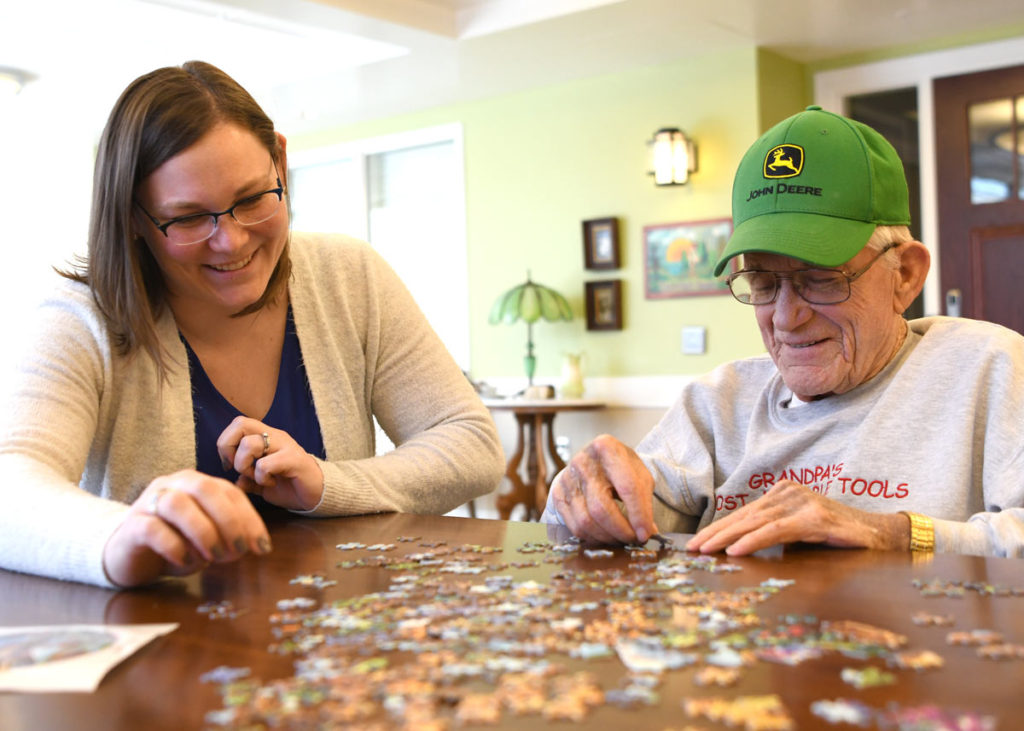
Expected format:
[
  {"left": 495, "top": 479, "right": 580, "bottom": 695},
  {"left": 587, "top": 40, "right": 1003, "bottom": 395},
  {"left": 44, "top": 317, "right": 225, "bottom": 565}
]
[{"left": 685, "top": 480, "right": 910, "bottom": 555}]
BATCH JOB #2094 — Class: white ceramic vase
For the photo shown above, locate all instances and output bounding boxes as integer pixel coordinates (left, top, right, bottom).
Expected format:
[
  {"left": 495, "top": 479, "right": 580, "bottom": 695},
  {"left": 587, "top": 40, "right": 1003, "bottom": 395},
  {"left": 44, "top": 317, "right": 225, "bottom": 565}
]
[{"left": 560, "top": 352, "right": 584, "bottom": 399}]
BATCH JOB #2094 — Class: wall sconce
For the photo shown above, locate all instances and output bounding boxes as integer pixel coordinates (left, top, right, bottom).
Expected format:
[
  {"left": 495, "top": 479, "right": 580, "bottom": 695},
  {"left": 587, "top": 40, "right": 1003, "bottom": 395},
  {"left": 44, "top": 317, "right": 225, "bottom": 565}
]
[
  {"left": 648, "top": 127, "right": 698, "bottom": 186},
  {"left": 0, "top": 67, "right": 34, "bottom": 98}
]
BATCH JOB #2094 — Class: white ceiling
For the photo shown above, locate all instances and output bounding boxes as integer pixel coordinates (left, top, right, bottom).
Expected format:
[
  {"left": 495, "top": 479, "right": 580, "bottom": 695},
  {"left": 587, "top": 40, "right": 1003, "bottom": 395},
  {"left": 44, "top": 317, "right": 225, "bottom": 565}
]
[{"left": 4, "top": 0, "right": 1024, "bottom": 138}]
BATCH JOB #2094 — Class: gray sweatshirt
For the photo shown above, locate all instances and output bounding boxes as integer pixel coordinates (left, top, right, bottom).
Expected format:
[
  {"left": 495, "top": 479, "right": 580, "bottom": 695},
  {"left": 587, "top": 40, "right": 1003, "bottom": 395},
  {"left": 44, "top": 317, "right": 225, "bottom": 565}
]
[{"left": 547, "top": 317, "right": 1024, "bottom": 557}]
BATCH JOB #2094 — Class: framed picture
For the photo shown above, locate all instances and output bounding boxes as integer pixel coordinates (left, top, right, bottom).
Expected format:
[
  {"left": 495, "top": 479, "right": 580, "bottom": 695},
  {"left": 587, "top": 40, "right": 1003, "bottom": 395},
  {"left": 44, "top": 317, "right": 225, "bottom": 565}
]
[
  {"left": 582, "top": 217, "right": 620, "bottom": 270},
  {"left": 585, "top": 279, "right": 623, "bottom": 331},
  {"left": 643, "top": 217, "right": 733, "bottom": 299}
]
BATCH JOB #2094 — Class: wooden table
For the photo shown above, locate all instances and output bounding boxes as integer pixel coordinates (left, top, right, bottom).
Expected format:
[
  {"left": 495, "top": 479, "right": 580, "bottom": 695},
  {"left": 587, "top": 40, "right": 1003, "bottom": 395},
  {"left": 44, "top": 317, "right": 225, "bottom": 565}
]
[
  {"left": 485, "top": 398, "right": 605, "bottom": 520},
  {"left": 1, "top": 511, "right": 1023, "bottom": 730}
]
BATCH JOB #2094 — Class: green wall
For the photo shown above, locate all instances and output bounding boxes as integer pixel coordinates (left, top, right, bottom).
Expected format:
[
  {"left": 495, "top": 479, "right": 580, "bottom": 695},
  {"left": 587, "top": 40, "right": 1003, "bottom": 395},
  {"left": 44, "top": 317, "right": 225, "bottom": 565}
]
[
  {"left": 293, "top": 46, "right": 811, "bottom": 382},
  {"left": 757, "top": 49, "right": 811, "bottom": 130}
]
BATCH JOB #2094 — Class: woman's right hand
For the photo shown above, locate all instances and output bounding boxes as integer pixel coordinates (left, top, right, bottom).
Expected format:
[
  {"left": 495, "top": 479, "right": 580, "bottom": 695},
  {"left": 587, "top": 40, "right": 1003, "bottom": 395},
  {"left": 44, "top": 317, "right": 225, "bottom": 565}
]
[{"left": 101, "top": 470, "right": 272, "bottom": 588}]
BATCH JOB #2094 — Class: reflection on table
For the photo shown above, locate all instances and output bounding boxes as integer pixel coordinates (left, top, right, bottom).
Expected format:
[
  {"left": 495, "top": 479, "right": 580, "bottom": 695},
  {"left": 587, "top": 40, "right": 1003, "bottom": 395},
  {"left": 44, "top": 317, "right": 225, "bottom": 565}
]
[
  {"left": 1, "top": 510, "right": 1023, "bottom": 730},
  {"left": 484, "top": 398, "right": 605, "bottom": 520}
]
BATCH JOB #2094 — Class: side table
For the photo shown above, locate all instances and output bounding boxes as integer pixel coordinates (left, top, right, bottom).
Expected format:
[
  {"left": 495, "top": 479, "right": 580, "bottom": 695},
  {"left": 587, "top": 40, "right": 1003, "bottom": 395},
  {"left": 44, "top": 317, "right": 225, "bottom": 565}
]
[{"left": 484, "top": 398, "right": 605, "bottom": 520}]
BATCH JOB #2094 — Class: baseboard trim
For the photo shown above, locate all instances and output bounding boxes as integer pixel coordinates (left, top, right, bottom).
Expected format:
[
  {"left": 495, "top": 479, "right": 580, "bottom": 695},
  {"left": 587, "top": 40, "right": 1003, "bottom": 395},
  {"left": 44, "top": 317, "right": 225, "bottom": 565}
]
[{"left": 480, "top": 375, "right": 692, "bottom": 409}]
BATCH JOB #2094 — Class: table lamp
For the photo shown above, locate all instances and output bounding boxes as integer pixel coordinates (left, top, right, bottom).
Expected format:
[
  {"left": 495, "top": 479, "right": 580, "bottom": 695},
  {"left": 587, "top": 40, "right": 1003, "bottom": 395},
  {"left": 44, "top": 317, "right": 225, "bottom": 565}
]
[{"left": 488, "top": 272, "right": 573, "bottom": 385}]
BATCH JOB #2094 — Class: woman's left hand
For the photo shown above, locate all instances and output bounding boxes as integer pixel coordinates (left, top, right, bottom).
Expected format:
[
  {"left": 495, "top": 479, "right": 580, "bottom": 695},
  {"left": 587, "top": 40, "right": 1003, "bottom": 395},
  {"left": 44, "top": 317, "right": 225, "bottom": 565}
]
[{"left": 217, "top": 416, "right": 324, "bottom": 511}]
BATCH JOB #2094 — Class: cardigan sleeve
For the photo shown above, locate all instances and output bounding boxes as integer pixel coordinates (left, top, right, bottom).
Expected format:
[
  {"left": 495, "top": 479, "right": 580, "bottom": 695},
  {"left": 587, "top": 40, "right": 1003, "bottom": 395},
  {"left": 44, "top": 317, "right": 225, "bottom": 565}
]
[
  {"left": 0, "top": 282, "right": 127, "bottom": 587},
  {"left": 290, "top": 235, "right": 504, "bottom": 517}
]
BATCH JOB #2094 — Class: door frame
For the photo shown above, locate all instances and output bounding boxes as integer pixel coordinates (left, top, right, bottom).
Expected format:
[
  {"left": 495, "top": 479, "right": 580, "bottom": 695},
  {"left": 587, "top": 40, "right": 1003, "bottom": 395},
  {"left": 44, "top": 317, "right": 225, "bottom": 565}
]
[{"left": 814, "top": 36, "right": 1024, "bottom": 316}]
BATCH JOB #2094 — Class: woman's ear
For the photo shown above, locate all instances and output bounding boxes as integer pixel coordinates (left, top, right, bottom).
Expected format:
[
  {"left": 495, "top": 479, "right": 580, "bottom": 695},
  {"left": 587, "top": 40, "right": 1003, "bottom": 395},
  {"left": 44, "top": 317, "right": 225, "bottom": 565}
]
[{"left": 893, "top": 241, "right": 930, "bottom": 315}]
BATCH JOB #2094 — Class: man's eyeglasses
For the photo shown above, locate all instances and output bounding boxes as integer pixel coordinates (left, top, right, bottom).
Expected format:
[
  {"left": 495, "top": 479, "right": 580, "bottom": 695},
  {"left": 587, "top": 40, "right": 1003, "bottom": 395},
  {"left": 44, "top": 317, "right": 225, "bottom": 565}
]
[
  {"left": 136, "top": 172, "right": 285, "bottom": 247},
  {"left": 726, "top": 243, "right": 901, "bottom": 306}
]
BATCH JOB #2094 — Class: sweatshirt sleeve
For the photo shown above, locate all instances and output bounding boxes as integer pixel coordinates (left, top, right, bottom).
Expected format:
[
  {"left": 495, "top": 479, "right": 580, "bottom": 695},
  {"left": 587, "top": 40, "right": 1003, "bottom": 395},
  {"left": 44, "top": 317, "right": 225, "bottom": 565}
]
[
  {"left": 934, "top": 443, "right": 1024, "bottom": 557},
  {"left": 918, "top": 321, "right": 1024, "bottom": 557},
  {"left": 541, "top": 363, "right": 750, "bottom": 535},
  {"left": 635, "top": 392, "right": 716, "bottom": 535}
]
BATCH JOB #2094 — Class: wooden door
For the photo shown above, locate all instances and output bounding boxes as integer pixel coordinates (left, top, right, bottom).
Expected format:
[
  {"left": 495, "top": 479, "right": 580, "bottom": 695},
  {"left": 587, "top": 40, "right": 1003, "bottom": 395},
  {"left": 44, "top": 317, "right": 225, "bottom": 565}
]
[{"left": 934, "top": 64, "right": 1024, "bottom": 333}]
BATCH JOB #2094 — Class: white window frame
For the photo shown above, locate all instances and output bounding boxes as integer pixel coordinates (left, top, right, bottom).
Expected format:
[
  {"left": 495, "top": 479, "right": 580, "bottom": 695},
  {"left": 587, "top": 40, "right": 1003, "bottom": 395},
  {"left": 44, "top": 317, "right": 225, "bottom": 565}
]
[{"left": 288, "top": 123, "right": 470, "bottom": 368}]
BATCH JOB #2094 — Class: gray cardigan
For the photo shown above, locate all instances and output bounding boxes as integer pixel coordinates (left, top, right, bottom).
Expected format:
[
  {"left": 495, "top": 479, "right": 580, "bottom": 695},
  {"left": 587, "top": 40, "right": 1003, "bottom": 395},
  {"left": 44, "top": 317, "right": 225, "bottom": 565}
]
[{"left": 0, "top": 233, "right": 504, "bottom": 586}]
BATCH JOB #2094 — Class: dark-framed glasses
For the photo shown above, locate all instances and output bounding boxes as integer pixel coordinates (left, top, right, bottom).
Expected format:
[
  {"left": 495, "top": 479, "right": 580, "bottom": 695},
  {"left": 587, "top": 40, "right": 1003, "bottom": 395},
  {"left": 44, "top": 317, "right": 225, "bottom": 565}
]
[
  {"left": 136, "top": 176, "right": 285, "bottom": 247},
  {"left": 726, "top": 243, "right": 901, "bottom": 306}
]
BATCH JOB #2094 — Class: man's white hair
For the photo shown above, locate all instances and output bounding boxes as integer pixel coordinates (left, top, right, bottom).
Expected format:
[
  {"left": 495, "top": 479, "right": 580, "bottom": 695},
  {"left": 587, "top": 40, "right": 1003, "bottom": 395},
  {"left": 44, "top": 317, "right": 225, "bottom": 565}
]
[{"left": 865, "top": 225, "right": 915, "bottom": 269}]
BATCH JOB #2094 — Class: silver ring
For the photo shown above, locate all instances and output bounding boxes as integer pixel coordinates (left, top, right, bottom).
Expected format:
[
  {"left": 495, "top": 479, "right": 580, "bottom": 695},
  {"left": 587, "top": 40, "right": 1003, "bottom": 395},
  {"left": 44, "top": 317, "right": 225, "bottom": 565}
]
[
  {"left": 146, "top": 487, "right": 170, "bottom": 516},
  {"left": 261, "top": 431, "right": 270, "bottom": 457}
]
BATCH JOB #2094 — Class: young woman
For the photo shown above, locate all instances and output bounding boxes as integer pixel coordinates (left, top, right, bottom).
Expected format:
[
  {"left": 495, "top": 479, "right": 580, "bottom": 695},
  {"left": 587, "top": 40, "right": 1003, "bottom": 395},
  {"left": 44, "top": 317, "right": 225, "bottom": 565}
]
[{"left": 0, "top": 61, "right": 503, "bottom": 588}]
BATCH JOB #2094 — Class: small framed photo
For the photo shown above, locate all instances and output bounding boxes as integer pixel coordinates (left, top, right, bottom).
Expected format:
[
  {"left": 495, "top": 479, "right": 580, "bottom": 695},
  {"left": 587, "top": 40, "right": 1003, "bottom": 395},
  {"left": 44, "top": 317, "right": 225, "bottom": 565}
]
[
  {"left": 585, "top": 279, "right": 623, "bottom": 331},
  {"left": 582, "top": 217, "right": 620, "bottom": 270}
]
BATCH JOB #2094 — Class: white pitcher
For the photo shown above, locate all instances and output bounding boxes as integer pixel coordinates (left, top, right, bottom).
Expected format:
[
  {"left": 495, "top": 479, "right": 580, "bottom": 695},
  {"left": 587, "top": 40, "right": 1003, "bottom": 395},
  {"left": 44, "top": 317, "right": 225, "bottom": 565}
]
[{"left": 560, "top": 352, "right": 584, "bottom": 399}]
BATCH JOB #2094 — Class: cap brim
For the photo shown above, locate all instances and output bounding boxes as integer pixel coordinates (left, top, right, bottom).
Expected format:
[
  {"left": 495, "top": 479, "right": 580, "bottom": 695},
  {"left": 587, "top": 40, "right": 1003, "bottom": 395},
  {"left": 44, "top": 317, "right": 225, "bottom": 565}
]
[{"left": 714, "top": 212, "right": 876, "bottom": 276}]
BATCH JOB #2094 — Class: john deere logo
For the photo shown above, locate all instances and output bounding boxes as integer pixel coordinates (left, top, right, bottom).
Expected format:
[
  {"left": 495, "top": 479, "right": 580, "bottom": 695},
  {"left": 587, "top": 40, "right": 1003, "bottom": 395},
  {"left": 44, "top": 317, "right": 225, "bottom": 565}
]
[{"left": 763, "top": 144, "right": 803, "bottom": 178}]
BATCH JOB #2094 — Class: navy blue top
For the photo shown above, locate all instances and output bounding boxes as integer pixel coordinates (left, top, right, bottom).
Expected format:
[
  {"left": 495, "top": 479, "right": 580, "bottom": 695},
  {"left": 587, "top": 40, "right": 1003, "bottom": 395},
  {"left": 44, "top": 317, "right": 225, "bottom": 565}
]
[{"left": 182, "top": 306, "right": 326, "bottom": 483}]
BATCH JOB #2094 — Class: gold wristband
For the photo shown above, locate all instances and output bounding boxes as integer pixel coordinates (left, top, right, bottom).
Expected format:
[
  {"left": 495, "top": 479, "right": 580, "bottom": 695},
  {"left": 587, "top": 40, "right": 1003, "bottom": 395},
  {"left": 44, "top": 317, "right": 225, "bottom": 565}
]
[{"left": 902, "top": 511, "right": 935, "bottom": 552}]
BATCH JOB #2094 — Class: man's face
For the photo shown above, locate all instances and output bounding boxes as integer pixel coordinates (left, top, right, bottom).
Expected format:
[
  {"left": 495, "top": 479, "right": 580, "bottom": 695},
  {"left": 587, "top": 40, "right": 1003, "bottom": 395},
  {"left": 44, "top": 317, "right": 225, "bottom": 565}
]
[{"left": 746, "top": 246, "right": 904, "bottom": 401}]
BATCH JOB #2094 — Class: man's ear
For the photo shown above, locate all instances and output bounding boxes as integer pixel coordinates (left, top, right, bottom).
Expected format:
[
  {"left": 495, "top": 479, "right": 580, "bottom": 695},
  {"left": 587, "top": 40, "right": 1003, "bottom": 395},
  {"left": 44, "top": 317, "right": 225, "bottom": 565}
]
[{"left": 893, "top": 241, "right": 930, "bottom": 315}]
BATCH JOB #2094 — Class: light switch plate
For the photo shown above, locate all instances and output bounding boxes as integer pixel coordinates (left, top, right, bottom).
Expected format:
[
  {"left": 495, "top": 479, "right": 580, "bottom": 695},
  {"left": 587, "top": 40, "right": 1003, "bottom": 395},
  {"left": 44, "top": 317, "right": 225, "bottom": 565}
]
[{"left": 681, "top": 326, "right": 706, "bottom": 354}]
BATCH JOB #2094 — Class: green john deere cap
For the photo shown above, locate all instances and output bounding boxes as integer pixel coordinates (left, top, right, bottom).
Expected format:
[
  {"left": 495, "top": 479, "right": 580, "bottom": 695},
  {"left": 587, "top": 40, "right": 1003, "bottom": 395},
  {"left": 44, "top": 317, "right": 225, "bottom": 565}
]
[{"left": 713, "top": 105, "right": 910, "bottom": 276}]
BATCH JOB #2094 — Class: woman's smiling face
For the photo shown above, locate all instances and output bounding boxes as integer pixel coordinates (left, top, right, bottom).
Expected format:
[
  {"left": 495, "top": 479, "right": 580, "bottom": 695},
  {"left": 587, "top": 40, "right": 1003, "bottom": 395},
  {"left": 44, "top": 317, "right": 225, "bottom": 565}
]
[{"left": 134, "top": 122, "right": 288, "bottom": 318}]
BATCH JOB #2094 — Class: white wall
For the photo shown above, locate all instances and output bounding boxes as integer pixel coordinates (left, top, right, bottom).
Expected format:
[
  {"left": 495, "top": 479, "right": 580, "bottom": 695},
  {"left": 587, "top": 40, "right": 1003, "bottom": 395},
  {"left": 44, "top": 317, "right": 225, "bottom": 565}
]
[{"left": 0, "top": 89, "right": 94, "bottom": 371}]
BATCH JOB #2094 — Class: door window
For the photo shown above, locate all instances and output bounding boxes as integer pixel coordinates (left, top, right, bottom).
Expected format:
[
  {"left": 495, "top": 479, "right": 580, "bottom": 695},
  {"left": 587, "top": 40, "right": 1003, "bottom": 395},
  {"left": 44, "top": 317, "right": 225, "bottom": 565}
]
[{"left": 967, "top": 96, "right": 1023, "bottom": 204}]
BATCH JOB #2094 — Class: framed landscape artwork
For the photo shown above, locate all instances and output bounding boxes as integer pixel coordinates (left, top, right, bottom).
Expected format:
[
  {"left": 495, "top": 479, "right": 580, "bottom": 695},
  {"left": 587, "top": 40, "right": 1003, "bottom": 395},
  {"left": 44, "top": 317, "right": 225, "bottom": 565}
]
[{"left": 643, "top": 217, "right": 733, "bottom": 299}]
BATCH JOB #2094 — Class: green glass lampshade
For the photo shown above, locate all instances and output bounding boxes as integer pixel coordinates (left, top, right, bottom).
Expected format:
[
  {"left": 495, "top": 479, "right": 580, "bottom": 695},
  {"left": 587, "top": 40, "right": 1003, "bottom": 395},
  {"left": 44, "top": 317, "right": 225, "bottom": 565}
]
[{"left": 488, "top": 272, "right": 573, "bottom": 385}]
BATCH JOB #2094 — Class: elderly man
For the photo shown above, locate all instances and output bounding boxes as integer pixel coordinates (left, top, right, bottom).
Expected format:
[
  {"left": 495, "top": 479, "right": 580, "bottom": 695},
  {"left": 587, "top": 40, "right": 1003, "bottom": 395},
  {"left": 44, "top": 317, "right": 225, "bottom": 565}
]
[{"left": 543, "top": 106, "right": 1024, "bottom": 558}]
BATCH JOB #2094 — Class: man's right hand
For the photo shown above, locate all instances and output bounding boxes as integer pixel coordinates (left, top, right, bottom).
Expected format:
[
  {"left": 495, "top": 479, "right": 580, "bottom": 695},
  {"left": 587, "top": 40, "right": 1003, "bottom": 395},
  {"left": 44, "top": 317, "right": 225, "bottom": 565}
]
[{"left": 547, "top": 434, "right": 658, "bottom": 544}]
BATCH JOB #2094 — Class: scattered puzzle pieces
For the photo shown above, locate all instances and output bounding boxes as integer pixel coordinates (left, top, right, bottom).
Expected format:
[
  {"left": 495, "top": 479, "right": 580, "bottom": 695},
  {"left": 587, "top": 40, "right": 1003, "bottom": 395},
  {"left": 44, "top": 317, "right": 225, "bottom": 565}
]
[{"left": 197, "top": 535, "right": 1018, "bottom": 729}]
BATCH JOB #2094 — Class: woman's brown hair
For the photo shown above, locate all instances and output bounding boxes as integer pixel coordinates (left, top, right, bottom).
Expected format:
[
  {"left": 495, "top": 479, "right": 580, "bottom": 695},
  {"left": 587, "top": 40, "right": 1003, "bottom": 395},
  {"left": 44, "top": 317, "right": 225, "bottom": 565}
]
[{"left": 61, "top": 61, "right": 291, "bottom": 380}]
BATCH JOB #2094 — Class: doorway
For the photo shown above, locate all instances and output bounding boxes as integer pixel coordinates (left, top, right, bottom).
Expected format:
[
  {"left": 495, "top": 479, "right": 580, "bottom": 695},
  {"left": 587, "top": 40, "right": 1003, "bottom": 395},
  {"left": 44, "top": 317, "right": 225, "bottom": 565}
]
[
  {"left": 847, "top": 88, "right": 924, "bottom": 320},
  {"left": 934, "top": 63, "right": 1024, "bottom": 333},
  {"left": 814, "top": 35, "right": 1024, "bottom": 319}
]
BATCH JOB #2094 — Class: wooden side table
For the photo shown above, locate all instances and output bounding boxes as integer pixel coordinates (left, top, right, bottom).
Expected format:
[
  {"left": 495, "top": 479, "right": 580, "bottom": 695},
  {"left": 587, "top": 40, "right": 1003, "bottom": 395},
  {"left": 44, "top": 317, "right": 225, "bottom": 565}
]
[{"left": 484, "top": 398, "right": 605, "bottom": 520}]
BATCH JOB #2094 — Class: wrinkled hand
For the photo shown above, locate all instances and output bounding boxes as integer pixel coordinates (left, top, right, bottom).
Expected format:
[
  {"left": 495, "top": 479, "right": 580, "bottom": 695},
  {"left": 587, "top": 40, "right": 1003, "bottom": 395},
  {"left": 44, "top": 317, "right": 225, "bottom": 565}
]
[
  {"left": 102, "top": 470, "right": 272, "bottom": 588},
  {"left": 548, "top": 434, "right": 658, "bottom": 544},
  {"left": 685, "top": 480, "right": 908, "bottom": 555},
  {"left": 217, "top": 416, "right": 324, "bottom": 512}
]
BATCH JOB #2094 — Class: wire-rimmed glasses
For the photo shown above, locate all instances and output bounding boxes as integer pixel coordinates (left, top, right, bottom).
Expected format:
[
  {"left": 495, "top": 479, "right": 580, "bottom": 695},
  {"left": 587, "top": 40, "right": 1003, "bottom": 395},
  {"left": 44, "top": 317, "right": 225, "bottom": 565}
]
[
  {"left": 726, "top": 243, "right": 900, "bottom": 305},
  {"left": 136, "top": 173, "right": 285, "bottom": 247}
]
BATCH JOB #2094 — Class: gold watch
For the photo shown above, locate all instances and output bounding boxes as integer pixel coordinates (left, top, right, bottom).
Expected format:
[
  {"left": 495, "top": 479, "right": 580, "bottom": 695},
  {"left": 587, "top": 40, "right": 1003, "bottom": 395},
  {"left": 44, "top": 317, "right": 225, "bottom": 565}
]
[{"left": 901, "top": 511, "right": 935, "bottom": 552}]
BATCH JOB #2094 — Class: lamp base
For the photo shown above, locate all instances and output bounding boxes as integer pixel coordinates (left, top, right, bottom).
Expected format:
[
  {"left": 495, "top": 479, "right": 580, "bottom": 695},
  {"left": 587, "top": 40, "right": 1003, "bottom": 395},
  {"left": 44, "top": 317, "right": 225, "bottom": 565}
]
[
  {"left": 523, "top": 384, "right": 555, "bottom": 399},
  {"left": 523, "top": 354, "right": 536, "bottom": 385}
]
